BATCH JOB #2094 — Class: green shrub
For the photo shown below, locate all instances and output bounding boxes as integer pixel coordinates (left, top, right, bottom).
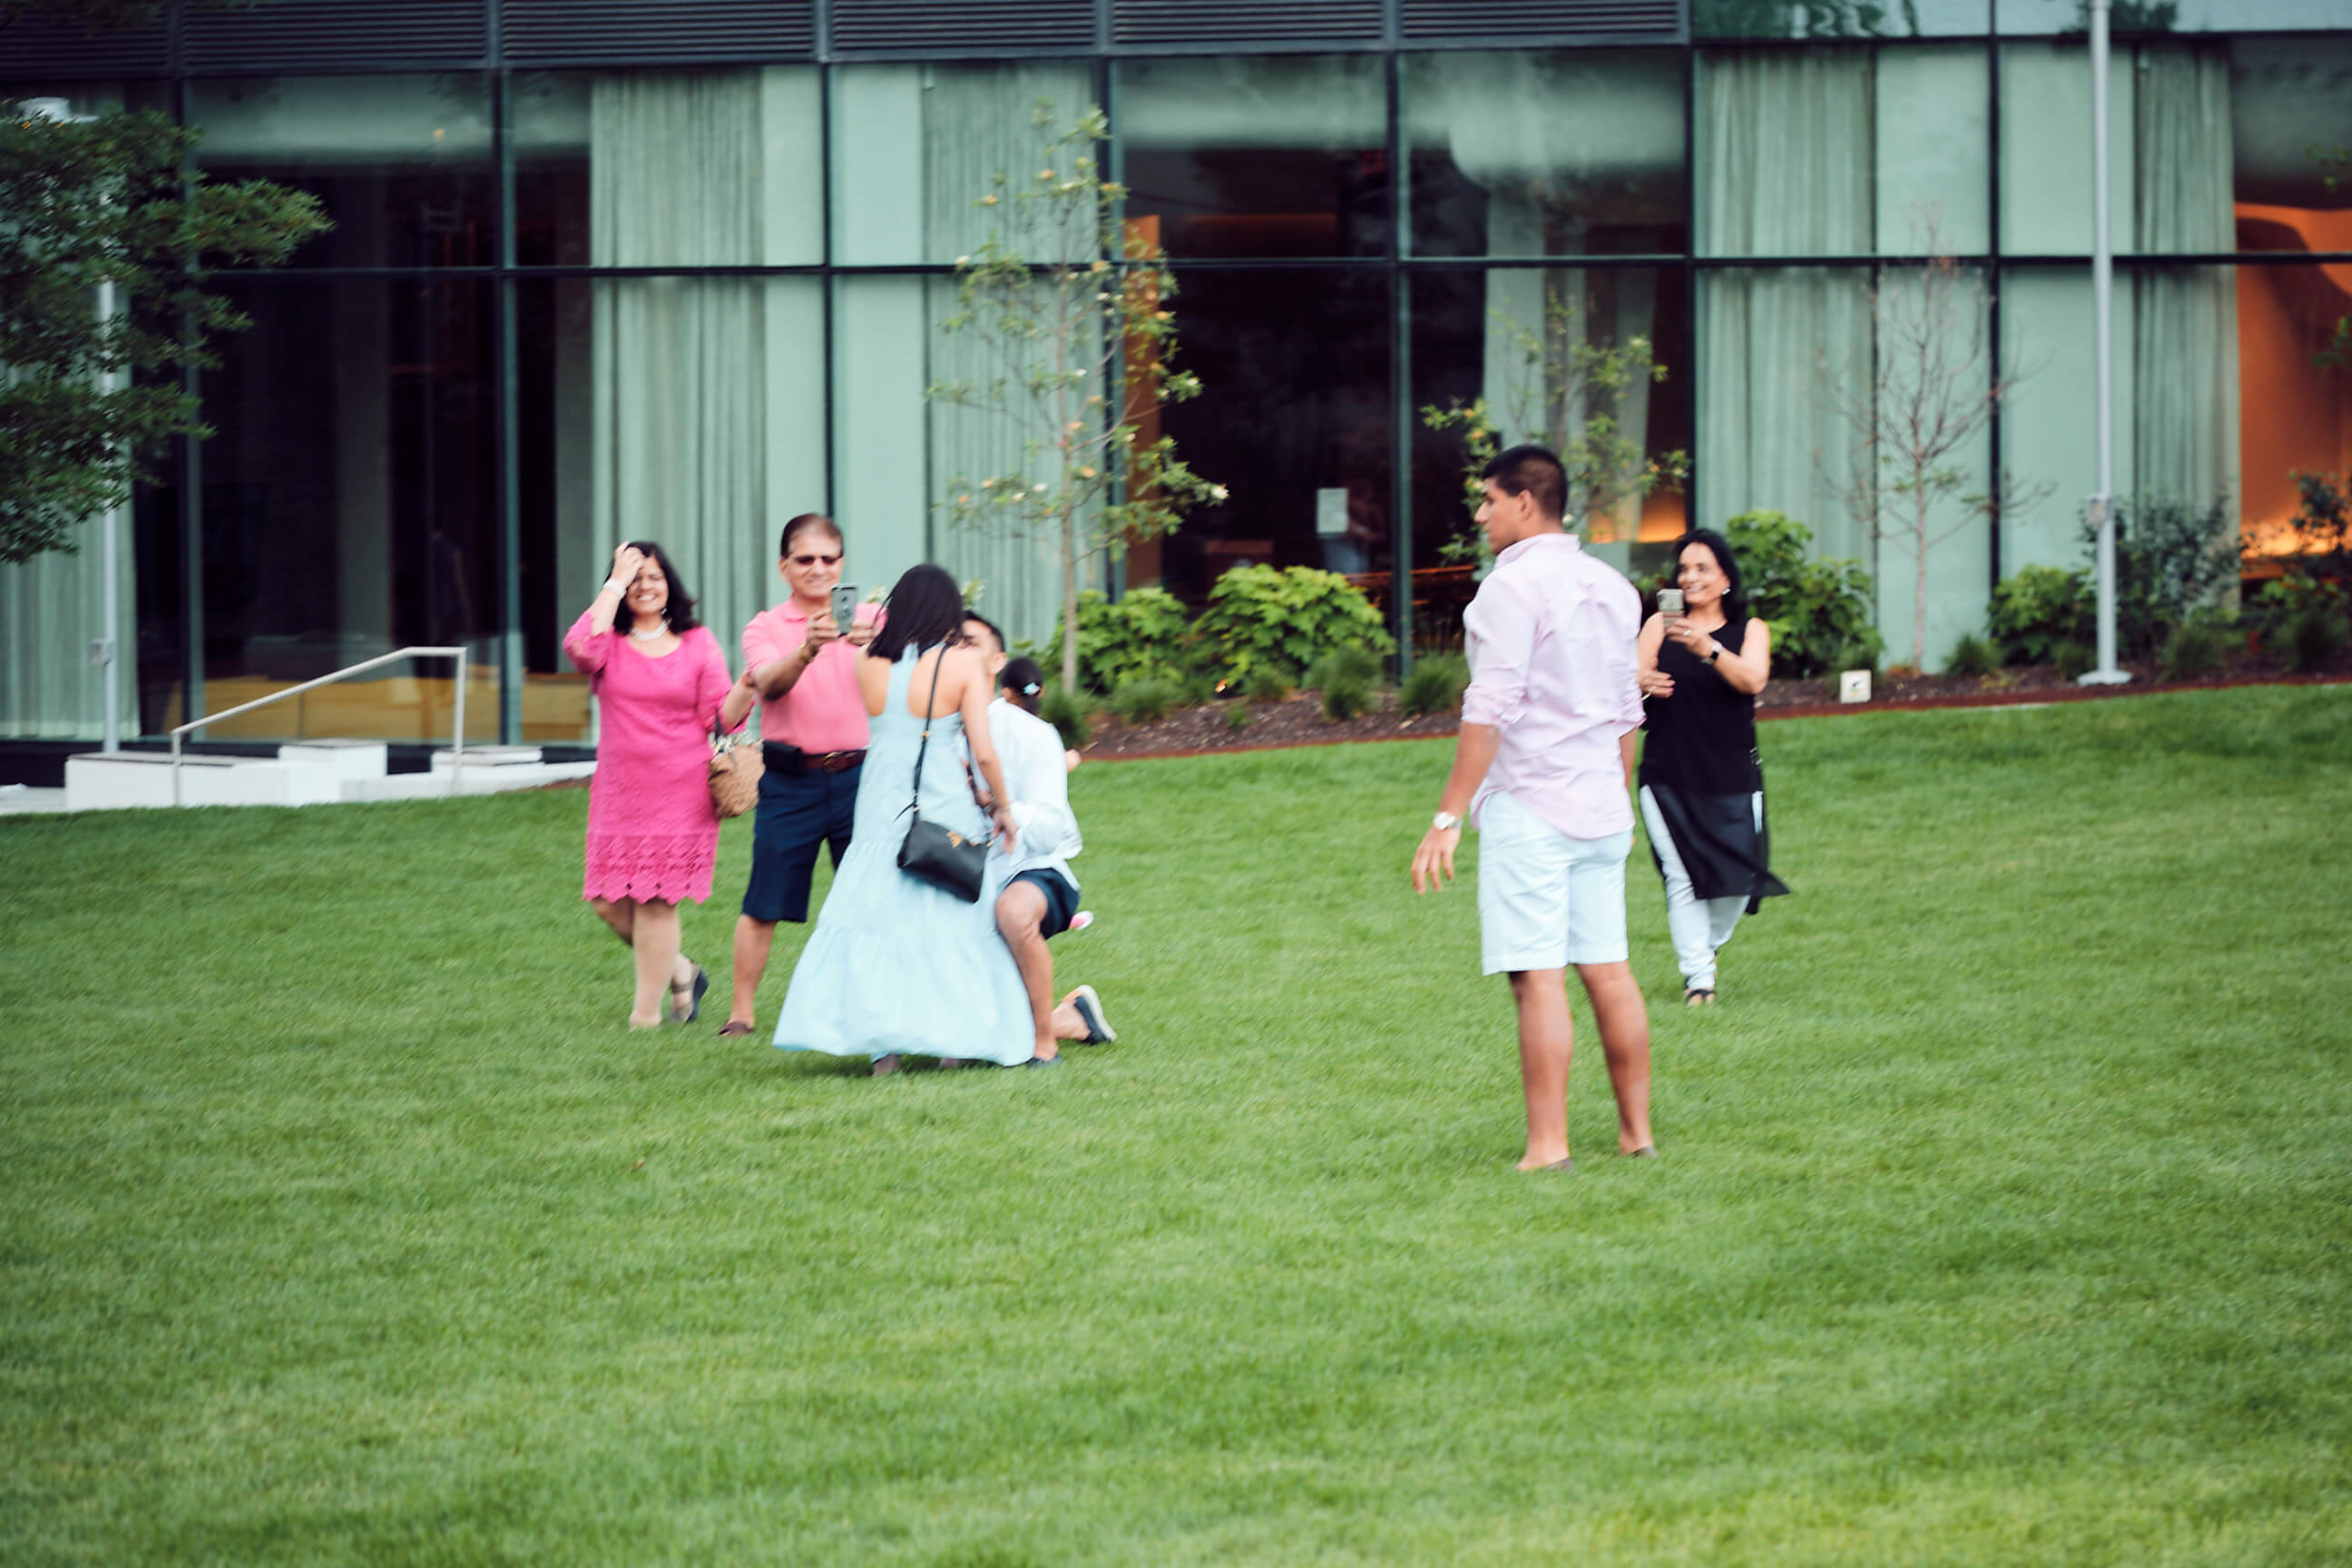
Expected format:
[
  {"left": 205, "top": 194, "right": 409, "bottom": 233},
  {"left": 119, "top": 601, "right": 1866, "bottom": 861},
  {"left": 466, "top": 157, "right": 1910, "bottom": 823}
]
[
  {"left": 1828, "top": 638, "right": 1882, "bottom": 676},
  {"left": 2277, "top": 605, "right": 2349, "bottom": 673},
  {"left": 2051, "top": 639, "right": 2096, "bottom": 681},
  {"left": 1944, "top": 632, "right": 2001, "bottom": 678},
  {"left": 1041, "top": 587, "right": 1193, "bottom": 695},
  {"left": 1307, "top": 646, "right": 1382, "bottom": 722},
  {"left": 2159, "top": 614, "right": 2239, "bottom": 681},
  {"left": 1038, "top": 685, "right": 1093, "bottom": 750},
  {"left": 2085, "top": 493, "right": 2240, "bottom": 664},
  {"left": 1718, "top": 511, "right": 1882, "bottom": 679},
  {"left": 1240, "top": 663, "right": 1294, "bottom": 705},
  {"left": 1398, "top": 653, "right": 1470, "bottom": 717},
  {"left": 1190, "top": 565, "right": 1395, "bottom": 689},
  {"left": 1223, "top": 701, "right": 1252, "bottom": 731},
  {"left": 1988, "top": 564, "right": 2094, "bottom": 666},
  {"left": 1107, "top": 675, "right": 1184, "bottom": 726}
]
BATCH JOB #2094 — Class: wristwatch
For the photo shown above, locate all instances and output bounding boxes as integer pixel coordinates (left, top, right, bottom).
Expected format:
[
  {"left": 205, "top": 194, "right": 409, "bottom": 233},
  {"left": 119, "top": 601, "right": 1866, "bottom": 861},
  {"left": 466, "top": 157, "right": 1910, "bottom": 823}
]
[
  {"left": 1431, "top": 810, "right": 1462, "bottom": 832},
  {"left": 1706, "top": 644, "right": 1723, "bottom": 665}
]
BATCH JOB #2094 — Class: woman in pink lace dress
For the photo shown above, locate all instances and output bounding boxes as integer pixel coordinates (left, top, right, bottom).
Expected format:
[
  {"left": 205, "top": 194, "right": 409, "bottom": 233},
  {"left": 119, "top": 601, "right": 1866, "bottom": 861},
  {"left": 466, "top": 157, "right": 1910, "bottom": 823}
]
[{"left": 566, "top": 542, "right": 760, "bottom": 1028}]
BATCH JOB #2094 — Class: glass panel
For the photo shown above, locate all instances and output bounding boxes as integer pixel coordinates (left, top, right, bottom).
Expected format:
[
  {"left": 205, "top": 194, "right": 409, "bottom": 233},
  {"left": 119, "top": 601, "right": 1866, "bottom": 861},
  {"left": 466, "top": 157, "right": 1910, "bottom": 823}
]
[
  {"left": 2232, "top": 39, "right": 2352, "bottom": 257},
  {"left": 1404, "top": 51, "right": 1686, "bottom": 258},
  {"left": 1138, "top": 270, "right": 1389, "bottom": 610},
  {"left": 1994, "top": 268, "right": 2124, "bottom": 571},
  {"left": 1697, "top": 0, "right": 1989, "bottom": 38},
  {"left": 830, "top": 275, "right": 933, "bottom": 599},
  {"left": 195, "top": 279, "right": 497, "bottom": 741},
  {"left": 1116, "top": 55, "right": 1388, "bottom": 260},
  {"left": 514, "top": 276, "right": 825, "bottom": 742},
  {"left": 1412, "top": 267, "right": 1692, "bottom": 642},
  {"left": 1875, "top": 45, "right": 1989, "bottom": 253},
  {"left": 2, "top": 81, "right": 172, "bottom": 116},
  {"left": 2000, "top": 0, "right": 2352, "bottom": 32},
  {"left": 829, "top": 62, "right": 1095, "bottom": 267},
  {"left": 513, "top": 68, "right": 820, "bottom": 269},
  {"left": 1696, "top": 50, "right": 1875, "bottom": 257},
  {"left": 190, "top": 75, "right": 495, "bottom": 269},
  {"left": 2239, "top": 263, "right": 2352, "bottom": 564},
  {"left": 1997, "top": 42, "right": 2133, "bottom": 254}
]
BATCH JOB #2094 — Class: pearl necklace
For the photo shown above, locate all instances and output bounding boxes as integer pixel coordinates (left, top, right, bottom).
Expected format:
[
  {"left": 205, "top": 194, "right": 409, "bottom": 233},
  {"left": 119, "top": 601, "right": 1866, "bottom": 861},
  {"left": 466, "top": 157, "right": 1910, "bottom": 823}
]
[{"left": 627, "top": 623, "right": 671, "bottom": 642}]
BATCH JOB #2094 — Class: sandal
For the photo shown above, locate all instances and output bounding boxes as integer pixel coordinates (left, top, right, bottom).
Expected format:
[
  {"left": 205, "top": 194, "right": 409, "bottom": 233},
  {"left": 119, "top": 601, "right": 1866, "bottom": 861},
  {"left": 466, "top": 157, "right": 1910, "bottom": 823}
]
[
  {"left": 716, "top": 1020, "right": 755, "bottom": 1038},
  {"left": 669, "top": 965, "right": 709, "bottom": 1024},
  {"left": 1684, "top": 987, "right": 1716, "bottom": 1006}
]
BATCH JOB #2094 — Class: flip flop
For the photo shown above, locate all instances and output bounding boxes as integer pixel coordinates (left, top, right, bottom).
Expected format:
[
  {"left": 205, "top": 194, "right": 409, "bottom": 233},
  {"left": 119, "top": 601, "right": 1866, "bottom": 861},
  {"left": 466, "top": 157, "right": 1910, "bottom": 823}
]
[{"left": 716, "top": 1020, "right": 755, "bottom": 1038}]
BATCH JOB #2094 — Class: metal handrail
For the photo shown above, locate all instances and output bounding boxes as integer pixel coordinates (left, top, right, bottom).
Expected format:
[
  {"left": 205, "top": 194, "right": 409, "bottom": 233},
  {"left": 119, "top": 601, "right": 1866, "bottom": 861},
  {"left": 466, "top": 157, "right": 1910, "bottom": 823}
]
[{"left": 167, "top": 645, "right": 470, "bottom": 806}]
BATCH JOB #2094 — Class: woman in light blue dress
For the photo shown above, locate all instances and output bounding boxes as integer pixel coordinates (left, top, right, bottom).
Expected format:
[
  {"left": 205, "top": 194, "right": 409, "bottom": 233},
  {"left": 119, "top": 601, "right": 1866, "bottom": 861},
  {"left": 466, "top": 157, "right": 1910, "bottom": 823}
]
[{"left": 771, "top": 564, "right": 1040, "bottom": 1071}]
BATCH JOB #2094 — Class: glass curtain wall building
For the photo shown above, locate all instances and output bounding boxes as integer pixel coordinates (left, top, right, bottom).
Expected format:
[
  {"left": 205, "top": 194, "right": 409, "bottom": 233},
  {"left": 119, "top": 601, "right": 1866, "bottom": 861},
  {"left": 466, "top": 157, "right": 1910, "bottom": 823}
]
[{"left": 5, "top": 0, "right": 2348, "bottom": 748}]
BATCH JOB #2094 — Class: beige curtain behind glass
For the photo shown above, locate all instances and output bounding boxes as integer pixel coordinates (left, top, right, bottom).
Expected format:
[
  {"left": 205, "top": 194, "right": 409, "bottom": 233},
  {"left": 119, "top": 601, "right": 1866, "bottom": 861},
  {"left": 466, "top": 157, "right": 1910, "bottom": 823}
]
[
  {"left": 1696, "top": 51, "right": 1876, "bottom": 561},
  {"left": 2132, "top": 44, "right": 2239, "bottom": 514},
  {"left": 922, "top": 64, "right": 1094, "bottom": 650},
  {"left": 590, "top": 71, "right": 784, "bottom": 674}
]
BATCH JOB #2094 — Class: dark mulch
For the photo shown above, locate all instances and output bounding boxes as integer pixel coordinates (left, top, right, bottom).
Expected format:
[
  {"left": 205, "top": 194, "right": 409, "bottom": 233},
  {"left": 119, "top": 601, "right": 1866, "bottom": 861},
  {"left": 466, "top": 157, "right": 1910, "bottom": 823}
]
[{"left": 1076, "top": 651, "right": 2352, "bottom": 761}]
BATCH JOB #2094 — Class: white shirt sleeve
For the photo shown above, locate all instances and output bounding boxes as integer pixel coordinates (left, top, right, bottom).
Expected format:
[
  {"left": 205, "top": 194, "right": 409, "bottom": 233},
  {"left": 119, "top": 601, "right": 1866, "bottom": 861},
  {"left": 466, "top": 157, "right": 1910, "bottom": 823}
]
[{"left": 995, "top": 703, "right": 1082, "bottom": 862}]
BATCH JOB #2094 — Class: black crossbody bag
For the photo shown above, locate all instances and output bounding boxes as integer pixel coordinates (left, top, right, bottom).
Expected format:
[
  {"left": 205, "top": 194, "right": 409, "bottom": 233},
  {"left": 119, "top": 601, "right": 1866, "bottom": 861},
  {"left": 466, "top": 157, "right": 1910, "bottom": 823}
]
[{"left": 896, "top": 646, "right": 989, "bottom": 903}]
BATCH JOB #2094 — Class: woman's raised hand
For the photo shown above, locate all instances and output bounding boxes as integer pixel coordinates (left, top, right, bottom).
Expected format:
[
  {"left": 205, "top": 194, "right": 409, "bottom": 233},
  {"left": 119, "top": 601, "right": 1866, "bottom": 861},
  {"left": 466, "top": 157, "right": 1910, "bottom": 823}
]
[{"left": 608, "top": 543, "right": 648, "bottom": 592}]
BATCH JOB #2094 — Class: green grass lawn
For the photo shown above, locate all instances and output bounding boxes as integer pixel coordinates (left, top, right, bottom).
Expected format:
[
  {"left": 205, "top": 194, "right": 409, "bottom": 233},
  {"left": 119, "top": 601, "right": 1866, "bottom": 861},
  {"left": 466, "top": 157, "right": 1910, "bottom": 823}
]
[{"left": 4, "top": 686, "right": 2348, "bottom": 1565}]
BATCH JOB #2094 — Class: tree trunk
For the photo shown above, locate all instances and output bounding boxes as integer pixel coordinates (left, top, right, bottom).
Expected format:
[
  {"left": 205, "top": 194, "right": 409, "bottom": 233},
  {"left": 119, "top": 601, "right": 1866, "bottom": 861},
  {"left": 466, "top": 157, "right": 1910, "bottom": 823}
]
[{"left": 1913, "top": 488, "right": 1931, "bottom": 671}]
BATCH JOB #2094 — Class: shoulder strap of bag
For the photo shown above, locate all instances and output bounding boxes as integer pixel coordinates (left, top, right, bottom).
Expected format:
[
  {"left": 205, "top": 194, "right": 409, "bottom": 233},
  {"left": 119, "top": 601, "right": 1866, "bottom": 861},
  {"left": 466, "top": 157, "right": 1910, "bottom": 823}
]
[{"left": 907, "top": 642, "right": 946, "bottom": 814}]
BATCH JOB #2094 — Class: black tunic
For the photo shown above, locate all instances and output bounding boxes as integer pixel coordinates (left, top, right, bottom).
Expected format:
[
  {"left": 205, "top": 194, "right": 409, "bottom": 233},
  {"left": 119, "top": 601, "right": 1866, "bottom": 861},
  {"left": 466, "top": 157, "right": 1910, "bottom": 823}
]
[{"left": 1639, "top": 617, "right": 1790, "bottom": 909}]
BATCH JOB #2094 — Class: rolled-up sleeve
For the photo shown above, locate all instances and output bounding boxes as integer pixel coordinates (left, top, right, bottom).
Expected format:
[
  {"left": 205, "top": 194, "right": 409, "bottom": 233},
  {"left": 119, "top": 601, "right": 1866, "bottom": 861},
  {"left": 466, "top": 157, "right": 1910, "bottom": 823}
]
[{"left": 1460, "top": 579, "right": 1534, "bottom": 731}]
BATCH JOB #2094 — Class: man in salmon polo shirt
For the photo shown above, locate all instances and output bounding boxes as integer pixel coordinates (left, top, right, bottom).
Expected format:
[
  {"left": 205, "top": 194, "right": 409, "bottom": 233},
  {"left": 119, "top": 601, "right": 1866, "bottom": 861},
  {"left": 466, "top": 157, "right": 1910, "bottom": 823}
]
[
  {"left": 1409, "top": 444, "right": 1657, "bottom": 1172},
  {"left": 719, "top": 514, "right": 877, "bottom": 1037}
]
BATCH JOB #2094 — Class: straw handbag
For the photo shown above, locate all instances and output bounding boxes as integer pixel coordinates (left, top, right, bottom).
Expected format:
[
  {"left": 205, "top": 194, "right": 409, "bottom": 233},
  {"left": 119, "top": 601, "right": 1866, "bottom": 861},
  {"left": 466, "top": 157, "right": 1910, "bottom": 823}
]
[{"left": 708, "top": 731, "right": 764, "bottom": 818}]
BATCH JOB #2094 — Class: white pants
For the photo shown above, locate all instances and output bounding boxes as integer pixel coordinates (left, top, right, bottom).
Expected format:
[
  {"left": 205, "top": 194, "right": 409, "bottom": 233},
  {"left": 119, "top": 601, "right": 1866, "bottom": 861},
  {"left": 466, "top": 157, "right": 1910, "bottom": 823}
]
[{"left": 1638, "top": 785, "right": 1759, "bottom": 992}]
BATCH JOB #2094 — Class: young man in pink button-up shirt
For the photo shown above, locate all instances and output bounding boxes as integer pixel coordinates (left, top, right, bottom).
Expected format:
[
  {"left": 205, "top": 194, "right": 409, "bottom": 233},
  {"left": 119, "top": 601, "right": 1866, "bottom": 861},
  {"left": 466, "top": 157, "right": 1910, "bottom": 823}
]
[{"left": 1411, "top": 445, "right": 1656, "bottom": 1172}]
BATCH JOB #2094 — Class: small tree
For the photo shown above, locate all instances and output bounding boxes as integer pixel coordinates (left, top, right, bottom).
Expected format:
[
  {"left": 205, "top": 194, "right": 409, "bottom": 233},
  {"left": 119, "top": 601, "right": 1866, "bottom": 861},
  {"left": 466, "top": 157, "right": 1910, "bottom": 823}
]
[
  {"left": 1827, "top": 240, "right": 2043, "bottom": 670},
  {"left": 1422, "top": 288, "right": 1689, "bottom": 562},
  {"left": 1, "top": 102, "right": 328, "bottom": 564},
  {"left": 928, "top": 103, "right": 1220, "bottom": 693}
]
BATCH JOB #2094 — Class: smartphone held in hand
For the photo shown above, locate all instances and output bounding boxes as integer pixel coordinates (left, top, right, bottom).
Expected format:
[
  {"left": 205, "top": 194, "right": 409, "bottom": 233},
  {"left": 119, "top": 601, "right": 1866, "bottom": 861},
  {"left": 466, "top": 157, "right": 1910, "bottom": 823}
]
[
  {"left": 1658, "top": 587, "right": 1684, "bottom": 618},
  {"left": 831, "top": 583, "right": 859, "bottom": 627}
]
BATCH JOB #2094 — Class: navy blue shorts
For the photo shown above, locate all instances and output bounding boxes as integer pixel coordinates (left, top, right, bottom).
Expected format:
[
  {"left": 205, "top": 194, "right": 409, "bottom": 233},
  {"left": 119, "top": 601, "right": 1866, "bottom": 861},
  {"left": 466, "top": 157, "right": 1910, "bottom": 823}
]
[
  {"left": 1004, "top": 868, "right": 1080, "bottom": 939},
  {"left": 741, "top": 762, "right": 860, "bottom": 924}
]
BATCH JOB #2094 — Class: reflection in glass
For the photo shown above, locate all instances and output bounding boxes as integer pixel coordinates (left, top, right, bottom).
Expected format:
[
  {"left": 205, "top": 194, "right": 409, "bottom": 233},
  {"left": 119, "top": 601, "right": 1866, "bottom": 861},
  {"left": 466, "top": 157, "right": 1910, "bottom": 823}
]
[
  {"left": 190, "top": 75, "right": 494, "bottom": 269},
  {"left": 1998, "top": 0, "right": 2352, "bottom": 32},
  {"left": 2239, "top": 264, "right": 2352, "bottom": 559},
  {"left": 197, "top": 279, "right": 497, "bottom": 740},
  {"left": 1697, "top": 0, "right": 1990, "bottom": 37},
  {"left": 1139, "top": 271, "right": 1389, "bottom": 610},
  {"left": 514, "top": 69, "right": 821, "bottom": 269},
  {"left": 2231, "top": 39, "right": 2352, "bottom": 258},
  {"left": 829, "top": 62, "right": 1093, "bottom": 267},
  {"left": 1406, "top": 52, "right": 1686, "bottom": 258},
  {"left": 1117, "top": 55, "right": 1387, "bottom": 260},
  {"left": 1413, "top": 267, "right": 1691, "bottom": 632}
]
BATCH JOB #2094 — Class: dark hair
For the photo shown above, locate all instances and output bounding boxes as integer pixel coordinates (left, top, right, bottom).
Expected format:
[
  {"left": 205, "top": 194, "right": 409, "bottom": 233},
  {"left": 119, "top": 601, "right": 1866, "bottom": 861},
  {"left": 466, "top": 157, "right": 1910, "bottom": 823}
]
[
  {"left": 621, "top": 540, "right": 700, "bottom": 632},
  {"left": 959, "top": 612, "right": 1005, "bottom": 654},
  {"left": 1672, "top": 528, "right": 1749, "bottom": 629},
  {"left": 779, "top": 513, "right": 841, "bottom": 559},
  {"left": 867, "top": 564, "right": 965, "bottom": 662},
  {"left": 1480, "top": 443, "right": 1567, "bottom": 524},
  {"left": 998, "top": 656, "right": 1046, "bottom": 712}
]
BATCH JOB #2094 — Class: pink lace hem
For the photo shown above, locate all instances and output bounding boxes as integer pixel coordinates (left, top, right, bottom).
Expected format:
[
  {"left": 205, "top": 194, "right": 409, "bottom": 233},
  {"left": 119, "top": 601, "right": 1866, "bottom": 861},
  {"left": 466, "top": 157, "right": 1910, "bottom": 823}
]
[{"left": 582, "top": 831, "right": 718, "bottom": 906}]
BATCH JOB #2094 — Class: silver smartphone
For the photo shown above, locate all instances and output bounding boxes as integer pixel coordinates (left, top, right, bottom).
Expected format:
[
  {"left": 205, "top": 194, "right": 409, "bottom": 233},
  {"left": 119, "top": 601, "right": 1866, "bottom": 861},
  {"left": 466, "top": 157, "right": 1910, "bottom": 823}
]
[
  {"left": 830, "top": 583, "right": 859, "bottom": 628},
  {"left": 1658, "top": 587, "right": 1685, "bottom": 618}
]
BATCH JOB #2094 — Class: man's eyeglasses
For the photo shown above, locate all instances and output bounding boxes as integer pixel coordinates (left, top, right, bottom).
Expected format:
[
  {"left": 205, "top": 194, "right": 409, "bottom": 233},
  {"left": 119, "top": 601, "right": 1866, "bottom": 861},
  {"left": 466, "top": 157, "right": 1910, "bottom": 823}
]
[{"left": 789, "top": 553, "right": 842, "bottom": 567}]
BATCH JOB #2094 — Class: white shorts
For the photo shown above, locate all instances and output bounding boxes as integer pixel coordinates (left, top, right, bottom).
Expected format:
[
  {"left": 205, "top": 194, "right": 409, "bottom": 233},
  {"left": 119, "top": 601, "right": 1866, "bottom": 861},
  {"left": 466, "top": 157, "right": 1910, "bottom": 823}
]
[{"left": 1476, "top": 789, "right": 1632, "bottom": 975}]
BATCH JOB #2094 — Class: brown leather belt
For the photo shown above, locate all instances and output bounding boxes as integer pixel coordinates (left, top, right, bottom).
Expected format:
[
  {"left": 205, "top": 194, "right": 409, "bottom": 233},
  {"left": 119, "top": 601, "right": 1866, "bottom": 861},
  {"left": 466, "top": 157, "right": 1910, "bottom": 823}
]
[{"left": 764, "top": 742, "right": 865, "bottom": 774}]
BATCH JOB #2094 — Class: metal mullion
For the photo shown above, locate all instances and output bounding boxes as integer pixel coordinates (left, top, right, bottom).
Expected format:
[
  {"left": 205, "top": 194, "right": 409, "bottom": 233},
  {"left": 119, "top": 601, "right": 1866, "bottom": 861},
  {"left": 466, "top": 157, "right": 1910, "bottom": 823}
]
[
  {"left": 1388, "top": 45, "right": 1411, "bottom": 674},
  {"left": 819, "top": 58, "right": 836, "bottom": 515},
  {"left": 1986, "top": 3, "right": 2003, "bottom": 592},
  {"left": 495, "top": 65, "right": 523, "bottom": 744},
  {"left": 176, "top": 73, "right": 205, "bottom": 730},
  {"left": 1681, "top": 37, "right": 1699, "bottom": 538}
]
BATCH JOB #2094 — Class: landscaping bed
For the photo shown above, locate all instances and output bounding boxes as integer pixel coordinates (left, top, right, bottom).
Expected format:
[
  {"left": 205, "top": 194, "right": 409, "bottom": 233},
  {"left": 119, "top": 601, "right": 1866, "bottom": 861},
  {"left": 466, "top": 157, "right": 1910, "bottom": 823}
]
[{"left": 1075, "top": 648, "right": 2352, "bottom": 759}]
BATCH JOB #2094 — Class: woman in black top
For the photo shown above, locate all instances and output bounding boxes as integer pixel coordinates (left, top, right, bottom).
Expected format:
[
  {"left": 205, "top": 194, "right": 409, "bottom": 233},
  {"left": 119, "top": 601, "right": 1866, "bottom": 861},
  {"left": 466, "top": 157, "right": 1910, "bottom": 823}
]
[{"left": 1635, "top": 529, "right": 1789, "bottom": 1004}]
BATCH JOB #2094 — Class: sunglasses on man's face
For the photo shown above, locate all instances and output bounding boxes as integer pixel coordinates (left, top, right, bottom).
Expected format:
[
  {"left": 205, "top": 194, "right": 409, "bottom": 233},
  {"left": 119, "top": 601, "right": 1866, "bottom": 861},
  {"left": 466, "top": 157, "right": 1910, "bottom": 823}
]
[{"left": 789, "top": 553, "right": 842, "bottom": 567}]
